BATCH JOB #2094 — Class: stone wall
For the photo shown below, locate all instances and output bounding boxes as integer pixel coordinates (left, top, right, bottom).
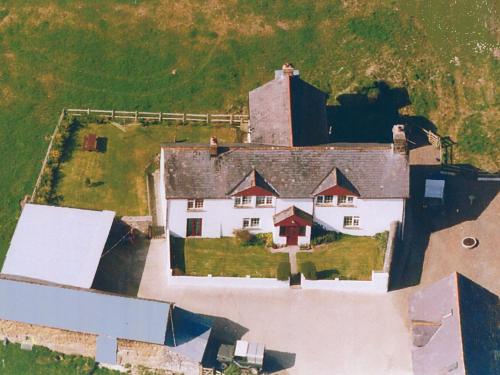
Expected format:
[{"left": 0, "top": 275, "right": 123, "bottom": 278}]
[{"left": 0, "top": 319, "right": 200, "bottom": 375}]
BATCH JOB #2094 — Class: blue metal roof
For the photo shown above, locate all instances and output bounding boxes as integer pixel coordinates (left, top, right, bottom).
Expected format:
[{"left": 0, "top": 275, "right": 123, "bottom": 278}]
[
  {"left": 0, "top": 276, "right": 169, "bottom": 345},
  {"left": 96, "top": 335, "right": 117, "bottom": 365}
]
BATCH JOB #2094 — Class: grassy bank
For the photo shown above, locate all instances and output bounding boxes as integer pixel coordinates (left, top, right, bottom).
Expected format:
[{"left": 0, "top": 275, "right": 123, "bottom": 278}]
[{"left": 1, "top": 0, "right": 498, "bottom": 266}]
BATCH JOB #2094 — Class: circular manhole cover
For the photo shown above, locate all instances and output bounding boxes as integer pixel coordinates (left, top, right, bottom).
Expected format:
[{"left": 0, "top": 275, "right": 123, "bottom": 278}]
[{"left": 461, "top": 237, "right": 478, "bottom": 249}]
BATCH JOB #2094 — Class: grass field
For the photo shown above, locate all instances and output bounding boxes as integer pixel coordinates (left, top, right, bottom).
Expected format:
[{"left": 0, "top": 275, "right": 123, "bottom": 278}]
[
  {"left": 57, "top": 122, "right": 238, "bottom": 215},
  {"left": 297, "top": 235, "right": 385, "bottom": 280},
  {"left": 172, "top": 237, "right": 289, "bottom": 278},
  {"left": 0, "top": 342, "right": 118, "bottom": 375},
  {"left": 0, "top": 1, "right": 498, "bottom": 266}
]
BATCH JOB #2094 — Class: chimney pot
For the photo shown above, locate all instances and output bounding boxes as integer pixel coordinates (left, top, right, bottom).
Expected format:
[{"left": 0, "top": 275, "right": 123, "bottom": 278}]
[
  {"left": 209, "top": 136, "right": 219, "bottom": 156},
  {"left": 282, "top": 62, "right": 295, "bottom": 76},
  {"left": 392, "top": 125, "right": 407, "bottom": 155}
]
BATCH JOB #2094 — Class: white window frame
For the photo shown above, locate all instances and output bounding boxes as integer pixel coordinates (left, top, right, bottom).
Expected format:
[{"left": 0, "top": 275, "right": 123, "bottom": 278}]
[
  {"left": 256, "top": 196, "right": 273, "bottom": 207},
  {"left": 234, "top": 196, "right": 252, "bottom": 207},
  {"left": 316, "top": 195, "right": 334, "bottom": 205},
  {"left": 243, "top": 217, "right": 260, "bottom": 229},
  {"left": 343, "top": 216, "right": 360, "bottom": 228},
  {"left": 187, "top": 199, "right": 204, "bottom": 210},
  {"left": 337, "top": 196, "right": 354, "bottom": 205}
]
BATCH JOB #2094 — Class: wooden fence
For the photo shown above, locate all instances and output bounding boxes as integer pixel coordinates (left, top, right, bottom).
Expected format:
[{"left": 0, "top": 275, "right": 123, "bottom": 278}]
[{"left": 66, "top": 108, "right": 249, "bottom": 126}]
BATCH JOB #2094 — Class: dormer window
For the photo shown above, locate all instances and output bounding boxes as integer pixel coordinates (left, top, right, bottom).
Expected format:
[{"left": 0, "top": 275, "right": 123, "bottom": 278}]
[
  {"left": 316, "top": 195, "right": 334, "bottom": 205},
  {"left": 234, "top": 196, "right": 252, "bottom": 207},
  {"left": 337, "top": 196, "right": 354, "bottom": 205},
  {"left": 187, "top": 199, "right": 204, "bottom": 210},
  {"left": 256, "top": 196, "right": 273, "bottom": 207}
]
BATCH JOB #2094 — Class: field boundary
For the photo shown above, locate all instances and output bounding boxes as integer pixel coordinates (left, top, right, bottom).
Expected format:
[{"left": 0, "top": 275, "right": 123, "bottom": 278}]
[
  {"left": 30, "top": 109, "right": 66, "bottom": 202},
  {"left": 66, "top": 108, "right": 249, "bottom": 126}
]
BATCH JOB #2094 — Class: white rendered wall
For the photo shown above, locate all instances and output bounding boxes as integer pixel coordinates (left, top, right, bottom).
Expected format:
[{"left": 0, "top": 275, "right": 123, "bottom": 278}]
[
  {"left": 159, "top": 149, "right": 167, "bottom": 227},
  {"left": 314, "top": 198, "right": 404, "bottom": 236},
  {"left": 166, "top": 196, "right": 404, "bottom": 238}
]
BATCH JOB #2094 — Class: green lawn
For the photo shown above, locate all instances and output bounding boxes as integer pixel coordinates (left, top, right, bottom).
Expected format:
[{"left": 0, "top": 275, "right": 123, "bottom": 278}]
[
  {"left": 297, "top": 235, "right": 385, "bottom": 280},
  {"left": 1, "top": 0, "right": 498, "bottom": 268},
  {"left": 0, "top": 342, "right": 118, "bottom": 375},
  {"left": 173, "top": 237, "right": 289, "bottom": 278},
  {"left": 56, "top": 122, "right": 238, "bottom": 215}
]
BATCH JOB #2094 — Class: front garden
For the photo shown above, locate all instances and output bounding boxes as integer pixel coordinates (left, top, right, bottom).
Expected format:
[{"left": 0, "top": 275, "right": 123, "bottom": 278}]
[
  {"left": 297, "top": 233, "right": 387, "bottom": 281},
  {"left": 170, "top": 236, "right": 288, "bottom": 278}
]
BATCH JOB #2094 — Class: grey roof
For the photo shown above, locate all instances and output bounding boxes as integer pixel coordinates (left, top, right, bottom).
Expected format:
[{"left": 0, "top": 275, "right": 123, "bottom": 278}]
[
  {"left": 162, "top": 144, "right": 409, "bottom": 199},
  {"left": 249, "top": 73, "right": 329, "bottom": 147},
  {"left": 409, "top": 273, "right": 499, "bottom": 375},
  {"left": 2, "top": 204, "right": 115, "bottom": 288},
  {"left": 165, "top": 307, "right": 213, "bottom": 363},
  {"left": 0, "top": 275, "right": 169, "bottom": 345},
  {"left": 96, "top": 335, "right": 118, "bottom": 365},
  {"left": 228, "top": 168, "right": 279, "bottom": 196}
]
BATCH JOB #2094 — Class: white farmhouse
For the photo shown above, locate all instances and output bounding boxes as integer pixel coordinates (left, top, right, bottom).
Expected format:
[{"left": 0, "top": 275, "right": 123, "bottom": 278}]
[{"left": 160, "top": 65, "right": 409, "bottom": 246}]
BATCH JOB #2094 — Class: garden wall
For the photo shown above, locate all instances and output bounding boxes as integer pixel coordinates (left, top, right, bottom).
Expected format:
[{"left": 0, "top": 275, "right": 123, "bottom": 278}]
[
  {"left": 300, "top": 271, "right": 389, "bottom": 293},
  {"left": 167, "top": 274, "right": 289, "bottom": 289}
]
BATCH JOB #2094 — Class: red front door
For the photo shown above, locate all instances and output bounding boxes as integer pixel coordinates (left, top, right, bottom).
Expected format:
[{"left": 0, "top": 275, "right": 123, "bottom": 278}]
[{"left": 286, "top": 226, "right": 299, "bottom": 246}]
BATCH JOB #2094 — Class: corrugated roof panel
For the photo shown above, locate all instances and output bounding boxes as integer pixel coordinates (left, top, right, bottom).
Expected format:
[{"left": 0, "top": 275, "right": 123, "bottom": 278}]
[{"left": 0, "top": 277, "right": 169, "bottom": 345}]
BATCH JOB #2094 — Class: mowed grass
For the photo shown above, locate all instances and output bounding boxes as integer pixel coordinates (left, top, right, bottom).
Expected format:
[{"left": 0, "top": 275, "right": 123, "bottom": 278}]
[
  {"left": 178, "top": 237, "right": 288, "bottom": 278},
  {"left": 297, "top": 236, "right": 385, "bottom": 280},
  {"left": 0, "top": 0, "right": 498, "bottom": 266},
  {"left": 57, "top": 122, "right": 238, "bottom": 215},
  {"left": 0, "top": 342, "right": 118, "bottom": 375}
]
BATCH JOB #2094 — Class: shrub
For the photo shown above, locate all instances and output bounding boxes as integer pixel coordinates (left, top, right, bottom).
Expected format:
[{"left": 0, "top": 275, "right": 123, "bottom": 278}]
[
  {"left": 233, "top": 229, "right": 255, "bottom": 246},
  {"left": 255, "top": 232, "right": 273, "bottom": 247},
  {"left": 172, "top": 267, "right": 184, "bottom": 276},
  {"left": 311, "top": 223, "right": 340, "bottom": 246},
  {"left": 224, "top": 364, "right": 241, "bottom": 375},
  {"left": 276, "top": 262, "right": 291, "bottom": 281},
  {"left": 300, "top": 261, "right": 317, "bottom": 280},
  {"left": 374, "top": 231, "right": 389, "bottom": 253}
]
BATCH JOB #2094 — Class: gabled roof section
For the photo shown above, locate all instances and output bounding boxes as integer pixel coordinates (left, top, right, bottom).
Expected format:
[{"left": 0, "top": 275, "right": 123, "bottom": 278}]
[
  {"left": 409, "top": 272, "right": 499, "bottom": 375},
  {"left": 249, "top": 70, "right": 329, "bottom": 147},
  {"left": 311, "top": 167, "right": 359, "bottom": 196},
  {"left": 228, "top": 168, "right": 279, "bottom": 197},
  {"left": 273, "top": 206, "right": 313, "bottom": 226}
]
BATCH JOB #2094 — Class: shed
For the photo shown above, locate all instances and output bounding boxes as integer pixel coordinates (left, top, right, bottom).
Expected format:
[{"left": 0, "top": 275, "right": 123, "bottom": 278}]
[{"left": 1, "top": 204, "right": 115, "bottom": 288}]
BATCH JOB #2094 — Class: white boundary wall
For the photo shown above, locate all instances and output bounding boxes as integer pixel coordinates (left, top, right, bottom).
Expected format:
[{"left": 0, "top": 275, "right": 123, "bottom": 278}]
[
  {"left": 164, "top": 230, "right": 392, "bottom": 293},
  {"left": 301, "top": 271, "right": 389, "bottom": 293}
]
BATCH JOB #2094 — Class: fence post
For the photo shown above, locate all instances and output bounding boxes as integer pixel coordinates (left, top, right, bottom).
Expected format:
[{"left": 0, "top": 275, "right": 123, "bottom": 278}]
[
  {"left": 207, "top": 114, "right": 211, "bottom": 125},
  {"left": 158, "top": 112, "right": 162, "bottom": 122},
  {"left": 230, "top": 114, "right": 233, "bottom": 125},
  {"left": 182, "top": 113, "right": 186, "bottom": 125},
  {"left": 111, "top": 109, "right": 115, "bottom": 120},
  {"left": 87, "top": 108, "right": 90, "bottom": 115},
  {"left": 135, "top": 111, "right": 138, "bottom": 121}
]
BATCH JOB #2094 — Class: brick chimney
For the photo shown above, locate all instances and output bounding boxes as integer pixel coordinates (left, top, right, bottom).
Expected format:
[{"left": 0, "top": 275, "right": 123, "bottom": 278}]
[
  {"left": 392, "top": 125, "right": 407, "bottom": 154},
  {"left": 209, "top": 136, "right": 219, "bottom": 157},
  {"left": 282, "top": 62, "right": 295, "bottom": 77}
]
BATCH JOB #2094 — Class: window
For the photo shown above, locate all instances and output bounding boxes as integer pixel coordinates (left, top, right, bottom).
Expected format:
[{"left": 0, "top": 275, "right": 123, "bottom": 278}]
[
  {"left": 337, "top": 196, "right": 354, "bottom": 205},
  {"left": 186, "top": 218, "right": 202, "bottom": 236},
  {"left": 243, "top": 218, "right": 260, "bottom": 229},
  {"left": 256, "top": 196, "right": 273, "bottom": 206},
  {"left": 343, "top": 216, "right": 360, "bottom": 228},
  {"left": 316, "top": 195, "right": 334, "bottom": 205},
  {"left": 234, "top": 196, "right": 252, "bottom": 207},
  {"left": 187, "top": 199, "right": 204, "bottom": 210}
]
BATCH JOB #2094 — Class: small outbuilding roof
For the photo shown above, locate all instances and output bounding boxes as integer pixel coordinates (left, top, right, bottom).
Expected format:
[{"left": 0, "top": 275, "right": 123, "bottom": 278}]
[
  {"left": 409, "top": 272, "right": 498, "bottom": 375},
  {"left": 424, "top": 179, "right": 445, "bottom": 199},
  {"left": 2, "top": 204, "right": 115, "bottom": 289},
  {"left": 273, "top": 206, "right": 313, "bottom": 226}
]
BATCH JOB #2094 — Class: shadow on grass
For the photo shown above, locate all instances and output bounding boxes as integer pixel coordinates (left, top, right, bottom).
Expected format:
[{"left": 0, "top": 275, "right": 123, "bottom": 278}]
[
  {"left": 316, "top": 269, "right": 340, "bottom": 280},
  {"left": 96, "top": 137, "right": 107, "bottom": 152},
  {"left": 170, "top": 236, "right": 186, "bottom": 274}
]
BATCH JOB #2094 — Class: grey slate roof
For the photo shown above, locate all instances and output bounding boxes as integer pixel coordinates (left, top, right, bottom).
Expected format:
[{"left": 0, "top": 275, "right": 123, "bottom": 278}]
[
  {"left": 409, "top": 273, "right": 499, "bottom": 375},
  {"left": 228, "top": 168, "right": 279, "bottom": 196},
  {"left": 162, "top": 144, "right": 409, "bottom": 199},
  {"left": 249, "top": 73, "right": 329, "bottom": 147},
  {"left": 0, "top": 275, "right": 169, "bottom": 345}
]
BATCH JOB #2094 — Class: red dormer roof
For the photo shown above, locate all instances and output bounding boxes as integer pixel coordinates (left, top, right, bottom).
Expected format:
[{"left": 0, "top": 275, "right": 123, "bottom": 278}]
[
  {"left": 311, "top": 167, "right": 359, "bottom": 197},
  {"left": 227, "top": 168, "right": 279, "bottom": 197}
]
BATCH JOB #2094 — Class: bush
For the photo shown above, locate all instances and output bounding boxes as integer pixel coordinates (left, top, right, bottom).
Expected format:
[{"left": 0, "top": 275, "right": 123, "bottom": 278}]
[
  {"left": 311, "top": 232, "right": 339, "bottom": 246},
  {"left": 300, "top": 261, "right": 317, "bottom": 280},
  {"left": 224, "top": 364, "right": 241, "bottom": 375},
  {"left": 374, "top": 231, "right": 389, "bottom": 252},
  {"left": 233, "top": 229, "right": 255, "bottom": 246},
  {"left": 255, "top": 232, "right": 273, "bottom": 247},
  {"left": 276, "top": 262, "right": 291, "bottom": 281}
]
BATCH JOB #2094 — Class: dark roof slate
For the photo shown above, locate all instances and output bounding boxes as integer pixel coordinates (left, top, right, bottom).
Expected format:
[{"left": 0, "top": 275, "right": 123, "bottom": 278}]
[{"left": 162, "top": 144, "right": 409, "bottom": 199}]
